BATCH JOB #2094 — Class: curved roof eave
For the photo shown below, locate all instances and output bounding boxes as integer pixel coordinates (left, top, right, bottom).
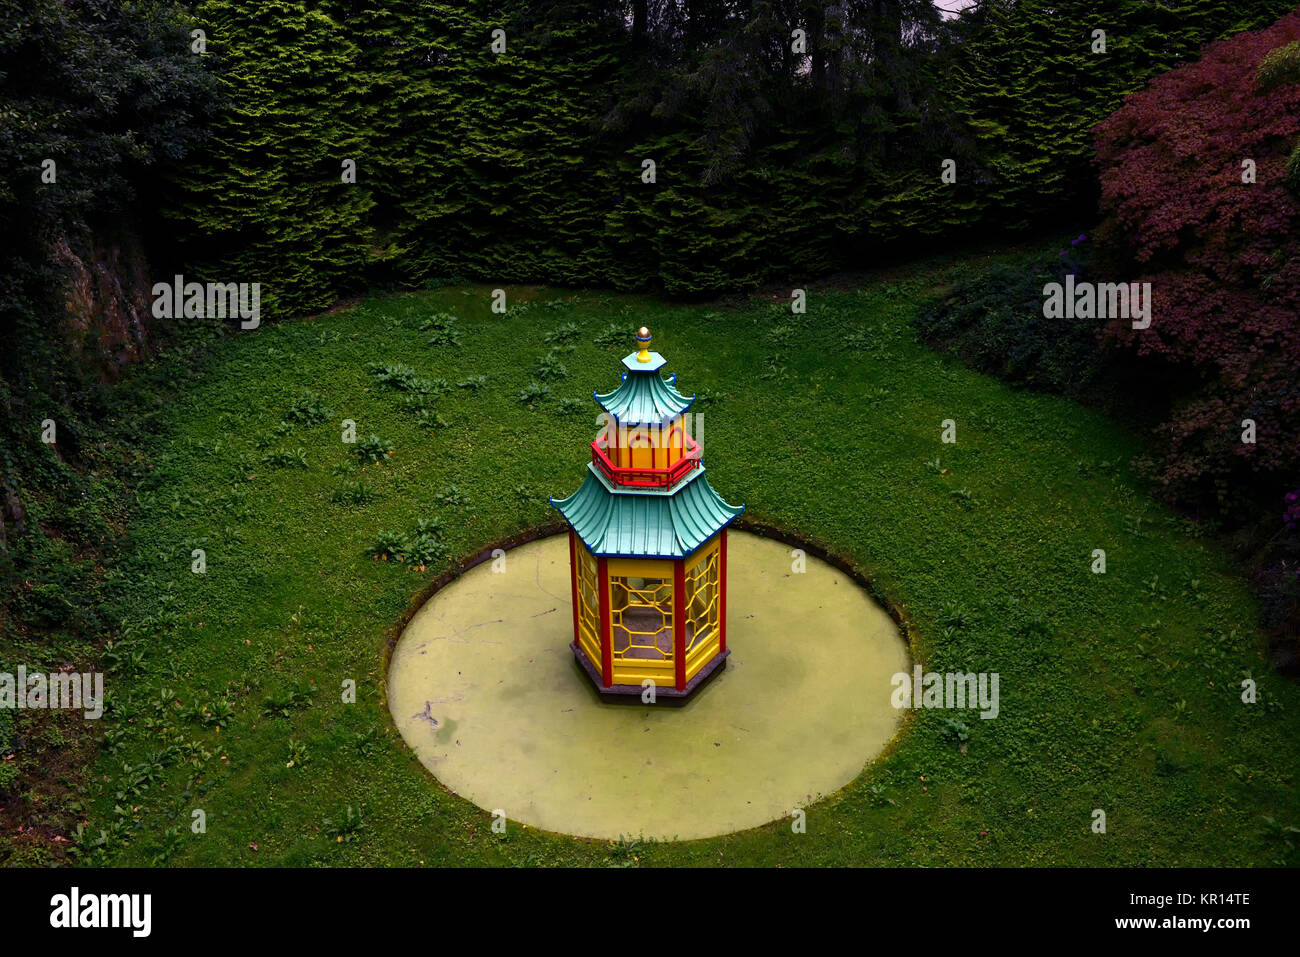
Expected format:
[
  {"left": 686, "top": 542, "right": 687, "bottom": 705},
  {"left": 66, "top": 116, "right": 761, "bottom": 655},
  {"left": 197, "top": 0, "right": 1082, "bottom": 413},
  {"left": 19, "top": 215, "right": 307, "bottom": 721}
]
[
  {"left": 552, "top": 468, "right": 742, "bottom": 559},
  {"left": 593, "top": 372, "right": 696, "bottom": 425}
]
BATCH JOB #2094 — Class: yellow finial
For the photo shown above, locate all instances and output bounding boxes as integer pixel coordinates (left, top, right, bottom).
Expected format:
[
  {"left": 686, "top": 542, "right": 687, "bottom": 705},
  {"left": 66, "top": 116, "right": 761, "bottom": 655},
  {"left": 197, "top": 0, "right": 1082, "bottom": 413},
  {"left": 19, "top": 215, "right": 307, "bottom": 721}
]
[{"left": 636, "top": 327, "right": 652, "bottom": 363}]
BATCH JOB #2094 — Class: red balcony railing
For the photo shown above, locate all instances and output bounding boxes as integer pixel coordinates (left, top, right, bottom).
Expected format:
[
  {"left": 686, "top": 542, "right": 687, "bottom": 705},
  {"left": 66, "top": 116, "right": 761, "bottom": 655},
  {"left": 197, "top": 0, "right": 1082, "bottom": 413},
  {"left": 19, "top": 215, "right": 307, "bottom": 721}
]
[{"left": 591, "top": 433, "right": 700, "bottom": 489}]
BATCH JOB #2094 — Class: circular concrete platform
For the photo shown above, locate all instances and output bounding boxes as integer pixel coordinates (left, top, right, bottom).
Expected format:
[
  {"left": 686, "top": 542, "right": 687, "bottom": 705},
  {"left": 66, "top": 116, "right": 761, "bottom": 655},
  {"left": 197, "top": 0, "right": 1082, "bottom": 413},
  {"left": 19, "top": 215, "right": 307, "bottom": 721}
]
[{"left": 387, "top": 531, "right": 910, "bottom": 840}]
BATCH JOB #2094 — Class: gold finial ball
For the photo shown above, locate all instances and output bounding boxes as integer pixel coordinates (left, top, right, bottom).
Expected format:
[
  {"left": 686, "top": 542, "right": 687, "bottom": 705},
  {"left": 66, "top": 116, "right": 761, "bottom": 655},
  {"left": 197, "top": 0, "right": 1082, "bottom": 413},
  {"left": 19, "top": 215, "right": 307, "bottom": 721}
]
[{"left": 638, "top": 326, "right": 650, "bottom": 339}]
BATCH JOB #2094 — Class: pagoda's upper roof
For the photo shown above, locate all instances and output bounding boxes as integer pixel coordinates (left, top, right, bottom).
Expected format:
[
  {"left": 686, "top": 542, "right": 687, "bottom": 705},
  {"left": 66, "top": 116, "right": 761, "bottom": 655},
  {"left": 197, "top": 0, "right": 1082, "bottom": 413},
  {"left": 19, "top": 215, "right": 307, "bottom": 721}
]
[
  {"left": 595, "top": 358, "right": 694, "bottom": 425},
  {"left": 550, "top": 465, "right": 742, "bottom": 559}
]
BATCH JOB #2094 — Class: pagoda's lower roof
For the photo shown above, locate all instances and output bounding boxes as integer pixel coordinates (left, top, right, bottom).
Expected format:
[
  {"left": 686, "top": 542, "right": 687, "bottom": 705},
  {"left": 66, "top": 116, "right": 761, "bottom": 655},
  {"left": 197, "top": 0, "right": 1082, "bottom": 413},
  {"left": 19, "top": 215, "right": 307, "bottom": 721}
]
[{"left": 550, "top": 465, "right": 743, "bottom": 559}]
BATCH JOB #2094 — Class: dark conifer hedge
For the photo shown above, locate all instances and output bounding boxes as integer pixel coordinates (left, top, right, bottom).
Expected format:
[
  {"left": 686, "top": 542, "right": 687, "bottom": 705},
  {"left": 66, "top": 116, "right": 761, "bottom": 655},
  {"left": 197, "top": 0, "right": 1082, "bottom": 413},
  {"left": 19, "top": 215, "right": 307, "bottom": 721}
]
[{"left": 164, "top": 0, "right": 1296, "bottom": 315}]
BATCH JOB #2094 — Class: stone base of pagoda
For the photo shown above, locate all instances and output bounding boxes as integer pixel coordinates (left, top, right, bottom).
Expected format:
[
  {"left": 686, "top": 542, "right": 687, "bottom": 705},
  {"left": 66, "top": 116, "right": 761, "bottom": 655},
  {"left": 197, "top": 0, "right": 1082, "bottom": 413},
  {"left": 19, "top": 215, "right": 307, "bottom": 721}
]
[{"left": 571, "top": 642, "right": 730, "bottom": 705}]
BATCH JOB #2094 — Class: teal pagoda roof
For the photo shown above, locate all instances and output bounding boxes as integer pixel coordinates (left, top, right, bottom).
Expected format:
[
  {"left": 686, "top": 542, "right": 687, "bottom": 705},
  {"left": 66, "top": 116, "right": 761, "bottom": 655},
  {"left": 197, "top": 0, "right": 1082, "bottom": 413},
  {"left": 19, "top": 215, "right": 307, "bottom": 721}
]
[
  {"left": 594, "top": 345, "right": 694, "bottom": 426},
  {"left": 551, "top": 465, "right": 742, "bottom": 559}
]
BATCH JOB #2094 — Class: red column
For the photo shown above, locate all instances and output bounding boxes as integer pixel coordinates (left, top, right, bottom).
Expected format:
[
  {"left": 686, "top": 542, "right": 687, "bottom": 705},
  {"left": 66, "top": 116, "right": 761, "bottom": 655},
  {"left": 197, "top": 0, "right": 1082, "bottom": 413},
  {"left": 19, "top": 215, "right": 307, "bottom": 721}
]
[
  {"left": 673, "top": 558, "right": 686, "bottom": 691},
  {"left": 568, "top": 531, "right": 580, "bottom": 649},
  {"left": 719, "top": 530, "right": 728, "bottom": 654},
  {"left": 597, "top": 556, "right": 612, "bottom": 687}
]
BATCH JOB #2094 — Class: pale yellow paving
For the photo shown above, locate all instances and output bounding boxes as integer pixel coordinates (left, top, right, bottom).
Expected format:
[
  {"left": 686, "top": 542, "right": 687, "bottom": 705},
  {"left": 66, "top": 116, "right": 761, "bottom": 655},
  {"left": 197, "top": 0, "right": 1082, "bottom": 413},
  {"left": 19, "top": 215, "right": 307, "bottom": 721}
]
[{"left": 387, "top": 532, "right": 910, "bottom": 840}]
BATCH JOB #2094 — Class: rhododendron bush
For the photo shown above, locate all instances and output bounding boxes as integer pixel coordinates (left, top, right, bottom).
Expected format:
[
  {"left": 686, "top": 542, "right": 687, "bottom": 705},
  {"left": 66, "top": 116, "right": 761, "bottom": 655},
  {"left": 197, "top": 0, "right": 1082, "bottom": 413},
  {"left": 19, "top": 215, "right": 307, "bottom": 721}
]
[{"left": 1093, "top": 11, "right": 1300, "bottom": 516}]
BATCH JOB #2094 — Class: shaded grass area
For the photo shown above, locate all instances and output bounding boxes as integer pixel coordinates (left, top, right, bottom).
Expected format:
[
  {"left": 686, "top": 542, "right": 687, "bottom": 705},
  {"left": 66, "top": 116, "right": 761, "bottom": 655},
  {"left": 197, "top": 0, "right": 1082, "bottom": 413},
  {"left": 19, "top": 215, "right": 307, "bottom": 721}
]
[{"left": 80, "top": 270, "right": 1299, "bottom": 866}]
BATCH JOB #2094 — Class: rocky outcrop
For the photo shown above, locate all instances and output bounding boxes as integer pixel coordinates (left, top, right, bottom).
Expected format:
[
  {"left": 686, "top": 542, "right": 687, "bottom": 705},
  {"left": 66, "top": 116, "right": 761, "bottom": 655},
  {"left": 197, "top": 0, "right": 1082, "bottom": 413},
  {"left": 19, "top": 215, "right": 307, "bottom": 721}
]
[{"left": 50, "top": 226, "right": 157, "bottom": 382}]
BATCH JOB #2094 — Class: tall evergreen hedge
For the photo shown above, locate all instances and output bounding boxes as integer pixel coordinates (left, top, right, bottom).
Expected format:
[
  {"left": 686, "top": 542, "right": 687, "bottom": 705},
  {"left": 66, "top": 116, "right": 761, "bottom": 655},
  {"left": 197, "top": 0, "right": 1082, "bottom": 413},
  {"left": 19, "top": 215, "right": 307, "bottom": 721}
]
[
  {"left": 165, "top": 0, "right": 1299, "bottom": 314},
  {"left": 945, "top": 0, "right": 1298, "bottom": 231},
  {"left": 166, "top": 1, "right": 376, "bottom": 315}
]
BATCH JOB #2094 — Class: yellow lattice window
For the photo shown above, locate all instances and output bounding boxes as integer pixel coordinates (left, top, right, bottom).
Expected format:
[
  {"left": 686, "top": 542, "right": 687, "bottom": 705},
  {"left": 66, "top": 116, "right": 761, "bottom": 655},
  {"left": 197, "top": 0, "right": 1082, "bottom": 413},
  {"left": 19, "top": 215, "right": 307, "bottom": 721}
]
[
  {"left": 684, "top": 539, "right": 721, "bottom": 679},
  {"left": 575, "top": 545, "right": 601, "bottom": 668},
  {"left": 609, "top": 574, "right": 674, "bottom": 684}
]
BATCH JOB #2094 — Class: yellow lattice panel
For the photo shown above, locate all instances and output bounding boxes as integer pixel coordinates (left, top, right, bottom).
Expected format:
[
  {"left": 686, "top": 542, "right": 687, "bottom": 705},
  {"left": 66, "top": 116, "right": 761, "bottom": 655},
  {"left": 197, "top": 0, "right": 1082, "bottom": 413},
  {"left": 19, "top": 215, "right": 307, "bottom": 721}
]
[
  {"left": 578, "top": 621, "right": 601, "bottom": 670},
  {"left": 576, "top": 545, "right": 602, "bottom": 669},
  {"left": 610, "top": 574, "right": 674, "bottom": 685},
  {"left": 684, "top": 534, "right": 720, "bottom": 572},
  {"left": 683, "top": 541, "right": 721, "bottom": 680},
  {"left": 685, "top": 630, "right": 719, "bottom": 680},
  {"left": 685, "top": 548, "right": 719, "bottom": 643}
]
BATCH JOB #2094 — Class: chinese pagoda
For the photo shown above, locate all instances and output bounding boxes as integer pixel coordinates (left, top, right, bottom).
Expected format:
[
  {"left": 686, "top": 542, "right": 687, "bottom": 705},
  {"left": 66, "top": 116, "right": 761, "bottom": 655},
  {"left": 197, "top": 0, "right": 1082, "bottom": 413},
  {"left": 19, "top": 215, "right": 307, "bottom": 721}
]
[{"left": 551, "top": 328, "right": 743, "bottom": 701}]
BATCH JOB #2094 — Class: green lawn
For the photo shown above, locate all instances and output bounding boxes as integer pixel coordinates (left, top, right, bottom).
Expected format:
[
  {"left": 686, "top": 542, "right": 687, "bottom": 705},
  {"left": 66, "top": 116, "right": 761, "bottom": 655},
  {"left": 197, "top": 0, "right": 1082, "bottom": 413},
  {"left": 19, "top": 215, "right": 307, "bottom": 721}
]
[{"left": 82, "top": 264, "right": 1300, "bottom": 866}]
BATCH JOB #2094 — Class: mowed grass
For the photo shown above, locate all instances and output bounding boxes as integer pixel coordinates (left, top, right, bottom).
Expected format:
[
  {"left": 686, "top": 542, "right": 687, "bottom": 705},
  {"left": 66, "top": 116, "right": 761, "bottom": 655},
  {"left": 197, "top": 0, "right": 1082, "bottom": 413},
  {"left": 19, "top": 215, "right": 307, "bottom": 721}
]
[{"left": 86, "top": 270, "right": 1300, "bottom": 867}]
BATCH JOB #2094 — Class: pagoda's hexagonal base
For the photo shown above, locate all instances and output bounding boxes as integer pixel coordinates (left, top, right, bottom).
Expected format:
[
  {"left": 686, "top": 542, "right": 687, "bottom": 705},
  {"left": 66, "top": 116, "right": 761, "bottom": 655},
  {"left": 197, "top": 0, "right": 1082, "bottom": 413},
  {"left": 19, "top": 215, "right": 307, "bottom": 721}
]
[{"left": 570, "top": 642, "right": 729, "bottom": 705}]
